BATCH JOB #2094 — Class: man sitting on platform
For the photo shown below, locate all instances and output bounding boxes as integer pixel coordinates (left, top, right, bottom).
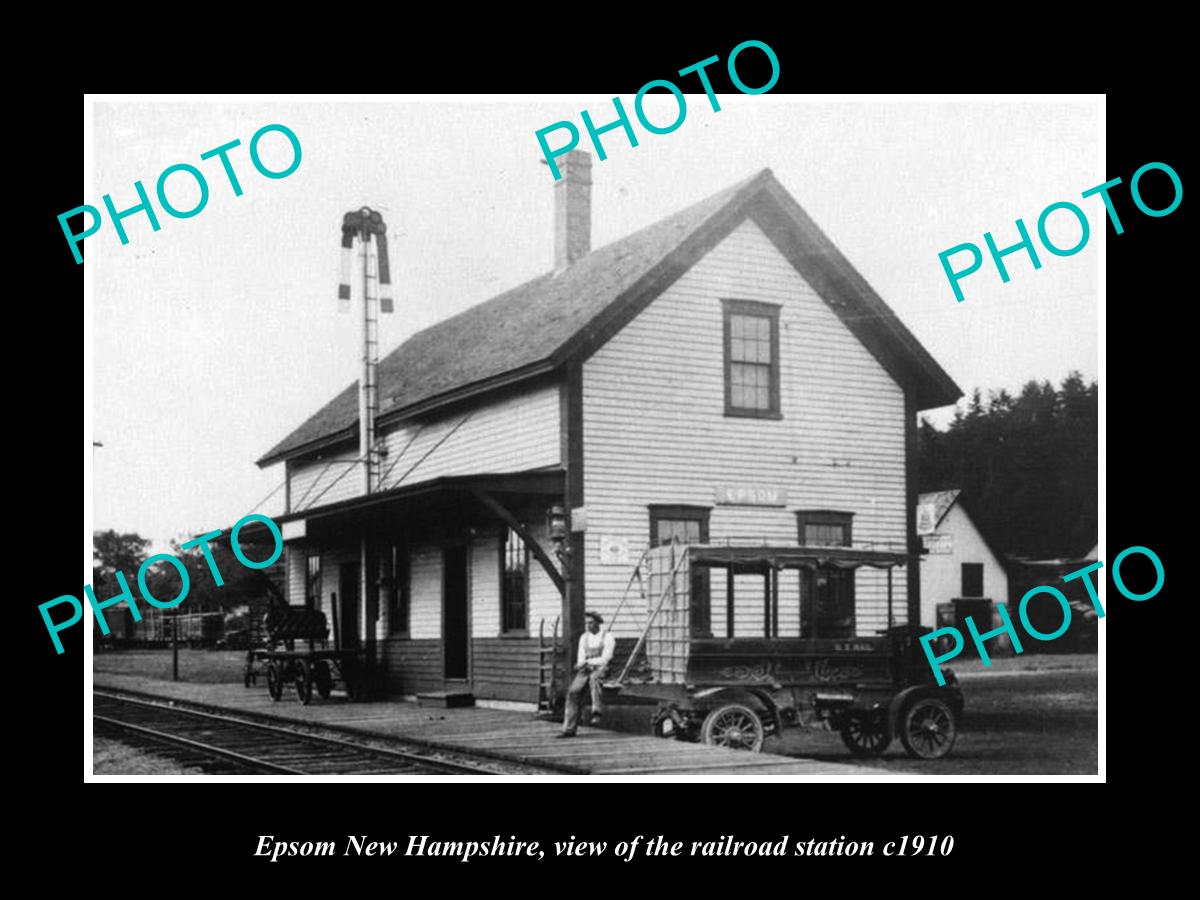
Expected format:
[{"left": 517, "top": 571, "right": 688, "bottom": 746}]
[{"left": 557, "top": 611, "right": 615, "bottom": 738}]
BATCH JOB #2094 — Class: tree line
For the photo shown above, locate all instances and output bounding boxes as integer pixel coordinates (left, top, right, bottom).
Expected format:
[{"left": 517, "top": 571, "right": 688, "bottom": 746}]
[
  {"left": 918, "top": 371, "right": 1097, "bottom": 560},
  {"left": 92, "top": 530, "right": 282, "bottom": 625}
]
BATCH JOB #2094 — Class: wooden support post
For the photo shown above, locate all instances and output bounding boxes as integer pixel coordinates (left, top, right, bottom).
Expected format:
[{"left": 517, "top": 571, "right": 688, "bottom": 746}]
[
  {"left": 763, "top": 567, "right": 771, "bottom": 639},
  {"left": 887, "top": 566, "right": 894, "bottom": 629},
  {"left": 726, "top": 567, "right": 734, "bottom": 639},
  {"left": 771, "top": 565, "right": 779, "bottom": 638}
]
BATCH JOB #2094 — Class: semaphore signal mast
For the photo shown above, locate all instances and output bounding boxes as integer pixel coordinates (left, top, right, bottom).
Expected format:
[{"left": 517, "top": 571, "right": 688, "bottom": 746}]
[
  {"left": 338, "top": 207, "right": 395, "bottom": 677},
  {"left": 338, "top": 207, "right": 394, "bottom": 495}
]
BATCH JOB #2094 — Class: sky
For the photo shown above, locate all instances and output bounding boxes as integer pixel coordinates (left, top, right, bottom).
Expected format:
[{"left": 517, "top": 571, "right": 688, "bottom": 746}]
[{"left": 89, "top": 97, "right": 1100, "bottom": 552}]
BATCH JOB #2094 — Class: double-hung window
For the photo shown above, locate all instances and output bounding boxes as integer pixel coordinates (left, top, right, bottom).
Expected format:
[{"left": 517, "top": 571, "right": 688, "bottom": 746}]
[
  {"left": 501, "top": 527, "right": 529, "bottom": 635},
  {"left": 723, "top": 299, "right": 781, "bottom": 418}
]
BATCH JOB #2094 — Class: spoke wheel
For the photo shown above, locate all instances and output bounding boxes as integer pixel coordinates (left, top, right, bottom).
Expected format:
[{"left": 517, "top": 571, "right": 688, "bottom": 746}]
[
  {"left": 266, "top": 663, "right": 283, "bottom": 702},
  {"left": 313, "top": 661, "right": 333, "bottom": 699},
  {"left": 294, "top": 660, "right": 313, "bottom": 705},
  {"left": 900, "top": 697, "right": 957, "bottom": 760},
  {"left": 701, "top": 704, "right": 765, "bottom": 752},
  {"left": 840, "top": 711, "right": 891, "bottom": 757}
]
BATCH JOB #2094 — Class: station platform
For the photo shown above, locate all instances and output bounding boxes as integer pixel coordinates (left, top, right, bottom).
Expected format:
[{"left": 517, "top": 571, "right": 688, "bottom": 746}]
[{"left": 93, "top": 672, "right": 881, "bottom": 777}]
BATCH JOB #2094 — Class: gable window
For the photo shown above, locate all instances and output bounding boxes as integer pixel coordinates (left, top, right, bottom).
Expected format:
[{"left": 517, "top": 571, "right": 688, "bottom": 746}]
[
  {"left": 501, "top": 527, "right": 529, "bottom": 635},
  {"left": 648, "top": 505, "right": 711, "bottom": 637},
  {"left": 723, "top": 299, "right": 781, "bottom": 418},
  {"left": 386, "top": 543, "right": 410, "bottom": 636},
  {"left": 961, "top": 563, "right": 984, "bottom": 598},
  {"left": 796, "top": 510, "right": 853, "bottom": 547}
]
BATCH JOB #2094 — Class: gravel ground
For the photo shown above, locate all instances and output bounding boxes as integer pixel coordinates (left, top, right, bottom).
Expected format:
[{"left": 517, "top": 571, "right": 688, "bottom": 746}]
[{"left": 93, "top": 737, "right": 207, "bottom": 775}]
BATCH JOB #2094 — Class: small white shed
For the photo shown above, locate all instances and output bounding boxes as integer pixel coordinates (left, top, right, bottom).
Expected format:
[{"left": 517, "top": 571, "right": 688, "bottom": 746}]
[{"left": 916, "top": 490, "right": 1009, "bottom": 630}]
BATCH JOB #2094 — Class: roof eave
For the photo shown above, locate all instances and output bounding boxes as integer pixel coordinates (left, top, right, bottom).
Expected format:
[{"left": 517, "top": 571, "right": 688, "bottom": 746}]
[{"left": 256, "top": 425, "right": 358, "bottom": 469}]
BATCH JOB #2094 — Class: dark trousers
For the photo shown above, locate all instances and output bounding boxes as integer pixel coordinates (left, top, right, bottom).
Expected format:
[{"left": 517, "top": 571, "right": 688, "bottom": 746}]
[{"left": 562, "top": 664, "right": 607, "bottom": 734}]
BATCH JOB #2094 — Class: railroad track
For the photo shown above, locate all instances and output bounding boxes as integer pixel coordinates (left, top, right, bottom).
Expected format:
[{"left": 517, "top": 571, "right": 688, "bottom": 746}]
[{"left": 93, "top": 691, "right": 505, "bottom": 775}]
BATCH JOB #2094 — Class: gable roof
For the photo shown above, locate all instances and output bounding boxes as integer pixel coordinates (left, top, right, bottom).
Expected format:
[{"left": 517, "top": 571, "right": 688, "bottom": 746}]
[{"left": 259, "top": 169, "right": 962, "bottom": 466}]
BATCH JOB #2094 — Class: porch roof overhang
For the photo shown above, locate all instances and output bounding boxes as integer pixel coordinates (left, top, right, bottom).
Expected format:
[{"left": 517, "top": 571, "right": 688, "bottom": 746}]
[
  {"left": 685, "top": 544, "right": 913, "bottom": 570},
  {"left": 237, "top": 466, "right": 566, "bottom": 542}
]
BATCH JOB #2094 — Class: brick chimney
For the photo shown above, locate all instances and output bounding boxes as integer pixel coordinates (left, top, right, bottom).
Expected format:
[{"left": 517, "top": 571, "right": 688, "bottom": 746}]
[{"left": 554, "top": 150, "right": 592, "bottom": 269}]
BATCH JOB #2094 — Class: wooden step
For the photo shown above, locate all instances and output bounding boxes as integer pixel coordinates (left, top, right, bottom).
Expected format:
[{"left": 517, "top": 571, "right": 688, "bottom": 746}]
[{"left": 416, "top": 691, "right": 476, "bottom": 709}]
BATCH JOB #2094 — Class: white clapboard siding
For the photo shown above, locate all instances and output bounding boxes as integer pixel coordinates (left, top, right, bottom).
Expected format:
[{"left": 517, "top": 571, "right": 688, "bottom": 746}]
[
  {"left": 289, "top": 451, "right": 364, "bottom": 512},
  {"left": 583, "top": 219, "right": 909, "bottom": 639},
  {"left": 379, "top": 384, "right": 561, "bottom": 490},
  {"left": 409, "top": 545, "right": 442, "bottom": 640},
  {"left": 286, "top": 384, "right": 561, "bottom": 513},
  {"left": 471, "top": 534, "right": 501, "bottom": 638},
  {"left": 284, "top": 546, "right": 307, "bottom": 607}
]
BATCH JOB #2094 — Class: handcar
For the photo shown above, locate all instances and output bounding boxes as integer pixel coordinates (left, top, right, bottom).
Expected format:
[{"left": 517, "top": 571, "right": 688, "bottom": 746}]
[
  {"left": 605, "top": 544, "right": 964, "bottom": 759},
  {"left": 242, "top": 603, "right": 361, "bottom": 705}
]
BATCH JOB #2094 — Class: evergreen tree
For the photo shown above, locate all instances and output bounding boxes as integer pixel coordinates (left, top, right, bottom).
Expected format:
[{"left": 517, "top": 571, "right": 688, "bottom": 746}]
[{"left": 919, "top": 372, "right": 1097, "bottom": 559}]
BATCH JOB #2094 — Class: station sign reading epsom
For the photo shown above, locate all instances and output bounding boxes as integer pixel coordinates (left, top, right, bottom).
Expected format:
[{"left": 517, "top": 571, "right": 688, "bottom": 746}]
[{"left": 714, "top": 485, "right": 788, "bottom": 507}]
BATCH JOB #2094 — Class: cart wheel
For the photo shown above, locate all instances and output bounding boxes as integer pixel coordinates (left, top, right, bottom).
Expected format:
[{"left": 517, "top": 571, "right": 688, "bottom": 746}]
[
  {"left": 840, "top": 711, "right": 891, "bottom": 757},
  {"left": 266, "top": 663, "right": 283, "bottom": 701},
  {"left": 294, "top": 660, "right": 313, "bottom": 706},
  {"left": 700, "top": 704, "right": 765, "bottom": 752},
  {"left": 899, "top": 697, "right": 957, "bottom": 759},
  {"left": 313, "top": 661, "right": 332, "bottom": 699}
]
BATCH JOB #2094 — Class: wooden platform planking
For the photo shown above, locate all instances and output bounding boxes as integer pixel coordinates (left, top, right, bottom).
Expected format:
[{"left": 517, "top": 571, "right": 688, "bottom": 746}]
[{"left": 93, "top": 673, "right": 879, "bottom": 777}]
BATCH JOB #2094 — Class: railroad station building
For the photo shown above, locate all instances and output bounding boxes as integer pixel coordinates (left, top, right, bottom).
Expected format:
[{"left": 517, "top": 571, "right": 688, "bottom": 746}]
[{"left": 254, "top": 151, "right": 961, "bottom": 706}]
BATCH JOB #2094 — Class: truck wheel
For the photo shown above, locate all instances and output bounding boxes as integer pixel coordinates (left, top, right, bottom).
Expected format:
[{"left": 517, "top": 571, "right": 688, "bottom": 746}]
[
  {"left": 266, "top": 663, "right": 283, "bottom": 701},
  {"left": 701, "top": 704, "right": 765, "bottom": 752},
  {"left": 899, "top": 697, "right": 957, "bottom": 759},
  {"left": 840, "top": 711, "right": 891, "bottom": 757}
]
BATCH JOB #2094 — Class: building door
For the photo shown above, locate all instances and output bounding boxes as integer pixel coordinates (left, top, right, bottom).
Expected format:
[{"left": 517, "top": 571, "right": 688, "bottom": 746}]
[
  {"left": 443, "top": 545, "right": 469, "bottom": 681},
  {"left": 338, "top": 562, "right": 359, "bottom": 649}
]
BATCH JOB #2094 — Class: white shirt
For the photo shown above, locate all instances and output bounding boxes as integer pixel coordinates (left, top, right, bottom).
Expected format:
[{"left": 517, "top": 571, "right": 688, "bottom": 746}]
[{"left": 578, "top": 629, "right": 615, "bottom": 669}]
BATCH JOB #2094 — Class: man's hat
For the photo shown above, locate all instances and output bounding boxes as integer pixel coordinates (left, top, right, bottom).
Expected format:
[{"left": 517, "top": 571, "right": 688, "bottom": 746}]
[{"left": 585, "top": 610, "right": 603, "bottom": 624}]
